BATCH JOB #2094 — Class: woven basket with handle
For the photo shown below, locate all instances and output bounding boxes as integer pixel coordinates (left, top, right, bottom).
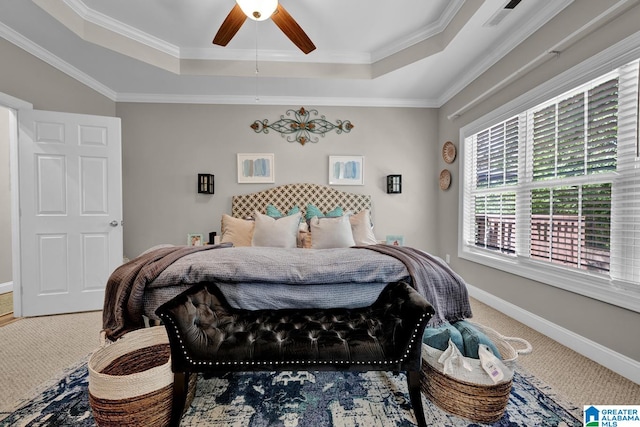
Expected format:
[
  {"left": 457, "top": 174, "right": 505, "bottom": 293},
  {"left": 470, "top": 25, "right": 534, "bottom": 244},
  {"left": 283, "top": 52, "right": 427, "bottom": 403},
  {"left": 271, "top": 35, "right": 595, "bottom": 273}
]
[
  {"left": 88, "top": 326, "right": 196, "bottom": 427},
  {"left": 420, "top": 321, "right": 532, "bottom": 423}
]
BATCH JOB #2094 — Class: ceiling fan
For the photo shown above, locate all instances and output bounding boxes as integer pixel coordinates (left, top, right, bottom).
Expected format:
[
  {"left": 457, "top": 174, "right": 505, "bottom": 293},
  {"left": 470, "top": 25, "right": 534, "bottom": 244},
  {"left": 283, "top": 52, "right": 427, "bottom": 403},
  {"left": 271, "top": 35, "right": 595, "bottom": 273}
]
[{"left": 212, "top": 0, "right": 316, "bottom": 54}]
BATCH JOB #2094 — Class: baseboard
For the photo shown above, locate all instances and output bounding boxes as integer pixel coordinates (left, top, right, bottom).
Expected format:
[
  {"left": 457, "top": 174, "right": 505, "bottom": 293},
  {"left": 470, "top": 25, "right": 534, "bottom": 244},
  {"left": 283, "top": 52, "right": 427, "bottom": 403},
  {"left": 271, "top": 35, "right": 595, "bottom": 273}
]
[
  {"left": 467, "top": 284, "right": 640, "bottom": 385},
  {"left": 0, "top": 281, "right": 13, "bottom": 295}
]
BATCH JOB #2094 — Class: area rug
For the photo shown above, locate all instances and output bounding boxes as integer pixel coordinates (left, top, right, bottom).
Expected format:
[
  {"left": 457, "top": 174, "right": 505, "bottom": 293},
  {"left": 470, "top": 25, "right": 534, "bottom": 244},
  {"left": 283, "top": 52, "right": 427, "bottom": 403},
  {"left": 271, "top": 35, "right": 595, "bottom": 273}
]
[{"left": 0, "top": 358, "right": 582, "bottom": 427}]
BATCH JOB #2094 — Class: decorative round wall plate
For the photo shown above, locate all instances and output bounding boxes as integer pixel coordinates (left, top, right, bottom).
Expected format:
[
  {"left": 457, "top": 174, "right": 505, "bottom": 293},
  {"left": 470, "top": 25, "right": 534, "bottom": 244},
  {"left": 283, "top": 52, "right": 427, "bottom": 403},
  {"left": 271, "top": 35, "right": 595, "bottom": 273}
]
[
  {"left": 443, "top": 141, "right": 456, "bottom": 164},
  {"left": 439, "top": 169, "right": 451, "bottom": 190}
]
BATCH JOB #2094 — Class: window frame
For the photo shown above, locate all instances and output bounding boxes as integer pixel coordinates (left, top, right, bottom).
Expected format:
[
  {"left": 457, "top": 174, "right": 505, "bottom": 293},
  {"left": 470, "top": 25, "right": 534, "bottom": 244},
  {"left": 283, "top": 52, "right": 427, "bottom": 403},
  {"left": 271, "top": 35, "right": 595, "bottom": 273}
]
[{"left": 458, "top": 33, "right": 640, "bottom": 313}]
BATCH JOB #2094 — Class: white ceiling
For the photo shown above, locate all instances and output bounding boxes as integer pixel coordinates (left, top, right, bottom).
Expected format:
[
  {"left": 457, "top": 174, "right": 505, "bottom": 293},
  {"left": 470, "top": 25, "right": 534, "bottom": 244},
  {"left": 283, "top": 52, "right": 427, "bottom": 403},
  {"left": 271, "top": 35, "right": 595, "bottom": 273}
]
[{"left": 0, "top": 0, "right": 573, "bottom": 107}]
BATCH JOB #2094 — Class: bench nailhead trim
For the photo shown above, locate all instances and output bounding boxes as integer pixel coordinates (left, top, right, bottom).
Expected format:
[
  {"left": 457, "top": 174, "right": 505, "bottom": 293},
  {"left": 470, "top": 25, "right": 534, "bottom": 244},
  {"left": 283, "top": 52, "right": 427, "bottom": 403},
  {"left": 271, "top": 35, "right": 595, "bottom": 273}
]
[{"left": 158, "top": 312, "right": 428, "bottom": 369}]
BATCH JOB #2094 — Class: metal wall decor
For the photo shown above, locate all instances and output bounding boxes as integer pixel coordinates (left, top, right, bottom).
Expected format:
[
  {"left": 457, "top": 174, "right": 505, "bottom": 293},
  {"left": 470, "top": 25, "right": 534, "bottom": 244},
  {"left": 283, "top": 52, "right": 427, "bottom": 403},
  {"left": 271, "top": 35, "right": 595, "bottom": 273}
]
[{"left": 250, "top": 107, "right": 354, "bottom": 146}]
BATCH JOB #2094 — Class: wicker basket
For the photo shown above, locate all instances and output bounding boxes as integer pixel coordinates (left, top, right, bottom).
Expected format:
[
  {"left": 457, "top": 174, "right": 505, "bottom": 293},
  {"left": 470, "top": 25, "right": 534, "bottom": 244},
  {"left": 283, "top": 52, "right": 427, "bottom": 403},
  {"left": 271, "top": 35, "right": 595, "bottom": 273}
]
[
  {"left": 470, "top": 321, "right": 532, "bottom": 368},
  {"left": 420, "top": 322, "right": 532, "bottom": 423},
  {"left": 88, "top": 327, "right": 197, "bottom": 427}
]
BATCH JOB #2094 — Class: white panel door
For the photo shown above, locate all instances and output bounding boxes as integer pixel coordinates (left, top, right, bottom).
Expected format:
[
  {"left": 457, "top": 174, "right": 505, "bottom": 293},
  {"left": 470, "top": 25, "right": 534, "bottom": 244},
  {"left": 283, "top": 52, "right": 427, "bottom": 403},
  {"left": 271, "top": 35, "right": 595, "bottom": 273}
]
[{"left": 18, "top": 109, "right": 122, "bottom": 316}]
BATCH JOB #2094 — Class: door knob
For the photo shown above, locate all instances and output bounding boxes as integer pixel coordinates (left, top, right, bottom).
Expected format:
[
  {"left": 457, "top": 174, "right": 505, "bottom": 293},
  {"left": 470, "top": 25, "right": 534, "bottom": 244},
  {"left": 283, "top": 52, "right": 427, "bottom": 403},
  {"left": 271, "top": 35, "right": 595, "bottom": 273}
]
[{"left": 109, "top": 220, "right": 119, "bottom": 227}]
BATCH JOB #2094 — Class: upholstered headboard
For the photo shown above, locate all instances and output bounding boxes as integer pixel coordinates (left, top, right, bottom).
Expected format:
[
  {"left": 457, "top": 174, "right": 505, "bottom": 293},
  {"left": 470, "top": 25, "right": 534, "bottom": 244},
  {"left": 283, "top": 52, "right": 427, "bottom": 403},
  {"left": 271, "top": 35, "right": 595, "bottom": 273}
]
[{"left": 232, "top": 183, "right": 372, "bottom": 218}]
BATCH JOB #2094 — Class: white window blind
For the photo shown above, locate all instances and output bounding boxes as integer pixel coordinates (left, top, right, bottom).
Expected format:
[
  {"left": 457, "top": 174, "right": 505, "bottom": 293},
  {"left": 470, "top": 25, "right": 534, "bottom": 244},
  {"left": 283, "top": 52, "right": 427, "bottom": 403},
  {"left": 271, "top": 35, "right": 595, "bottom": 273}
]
[
  {"left": 462, "top": 58, "right": 640, "bottom": 307},
  {"left": 468, "top": 118, "right": 519, "bottom": 254},
  {"left": 610, "top": 59, "right": 640, "bottom": 286}
]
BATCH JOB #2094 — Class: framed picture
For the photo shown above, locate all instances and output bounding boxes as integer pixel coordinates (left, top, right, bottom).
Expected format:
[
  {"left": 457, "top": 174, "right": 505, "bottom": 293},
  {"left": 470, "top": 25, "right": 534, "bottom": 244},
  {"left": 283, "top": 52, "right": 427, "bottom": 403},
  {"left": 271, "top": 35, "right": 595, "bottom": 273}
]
[
  {"left": 385, "top": 235, "right": 404, "bottom": 246},
  {"left": 328, "top": 155, "right": 364, "bottom": 185},
  {"left": 237, "top": 153, "right": 275, "bottom": 183},
  {"left": 187, "top": 233, "right": 204, "bottom": 246}
]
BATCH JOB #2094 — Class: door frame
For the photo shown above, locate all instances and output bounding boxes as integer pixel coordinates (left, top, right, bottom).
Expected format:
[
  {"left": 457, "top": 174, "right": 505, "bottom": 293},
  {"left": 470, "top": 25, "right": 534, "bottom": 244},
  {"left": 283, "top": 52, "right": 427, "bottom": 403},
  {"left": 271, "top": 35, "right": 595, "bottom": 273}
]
[{"left": 1, "top": 91, "right": 34, "bottom": 318}]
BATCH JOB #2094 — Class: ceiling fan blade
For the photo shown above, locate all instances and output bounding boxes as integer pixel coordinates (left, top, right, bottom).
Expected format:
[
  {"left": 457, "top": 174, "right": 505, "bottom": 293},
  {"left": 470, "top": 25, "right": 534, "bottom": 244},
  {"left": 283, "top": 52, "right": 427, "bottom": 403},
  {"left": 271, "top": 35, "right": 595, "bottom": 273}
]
[
  {"left": 212, "top": 4, "right": 247, "bottom": 46},
  {"left": 271, "top": 4, "right": 316, "bottom": 54}
]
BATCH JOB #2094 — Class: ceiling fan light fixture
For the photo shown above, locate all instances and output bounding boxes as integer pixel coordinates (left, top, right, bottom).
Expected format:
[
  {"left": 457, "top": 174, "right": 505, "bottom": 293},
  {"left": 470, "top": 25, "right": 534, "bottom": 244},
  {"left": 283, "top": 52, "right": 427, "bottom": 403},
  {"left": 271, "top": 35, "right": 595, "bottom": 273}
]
[{"left": 236, "top": 0, "right": 278, "bottom": 21}]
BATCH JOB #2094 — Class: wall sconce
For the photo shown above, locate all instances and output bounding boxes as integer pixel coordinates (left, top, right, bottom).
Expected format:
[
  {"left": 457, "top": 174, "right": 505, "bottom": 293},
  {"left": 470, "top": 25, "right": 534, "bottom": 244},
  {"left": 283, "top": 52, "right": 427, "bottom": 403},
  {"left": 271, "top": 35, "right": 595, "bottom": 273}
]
[
  {"left": 198, "top": 174, "right": 214, "bottom": 194},
  {"left": 387, "top": 175, "right": 402, "bottom": 194}
]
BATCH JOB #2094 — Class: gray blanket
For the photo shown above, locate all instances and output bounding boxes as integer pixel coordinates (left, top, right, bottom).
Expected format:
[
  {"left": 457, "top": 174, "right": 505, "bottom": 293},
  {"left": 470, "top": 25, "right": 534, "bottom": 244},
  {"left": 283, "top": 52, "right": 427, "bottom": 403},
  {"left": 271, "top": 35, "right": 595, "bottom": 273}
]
[
  {"left": 356, "top": 245, "right": 472, "bottom": 326},
  {"left": 149, "top": 246, "right": 409, "bottom": 287}
]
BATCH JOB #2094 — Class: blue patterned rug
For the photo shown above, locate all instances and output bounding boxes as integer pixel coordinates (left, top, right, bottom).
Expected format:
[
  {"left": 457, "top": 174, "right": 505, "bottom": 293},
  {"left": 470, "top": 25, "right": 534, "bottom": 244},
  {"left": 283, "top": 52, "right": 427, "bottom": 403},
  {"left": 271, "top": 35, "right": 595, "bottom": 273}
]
[{"left": 0, "top": 358, "right": 581, "bottom": 427}]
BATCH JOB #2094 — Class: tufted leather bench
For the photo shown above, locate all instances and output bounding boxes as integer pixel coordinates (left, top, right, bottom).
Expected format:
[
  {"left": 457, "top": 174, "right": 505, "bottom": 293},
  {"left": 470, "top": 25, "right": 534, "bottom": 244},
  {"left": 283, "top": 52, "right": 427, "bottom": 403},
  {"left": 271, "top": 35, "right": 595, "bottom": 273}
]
[{"left": 156, "top": 281, "right": 434, "bottom": 427}]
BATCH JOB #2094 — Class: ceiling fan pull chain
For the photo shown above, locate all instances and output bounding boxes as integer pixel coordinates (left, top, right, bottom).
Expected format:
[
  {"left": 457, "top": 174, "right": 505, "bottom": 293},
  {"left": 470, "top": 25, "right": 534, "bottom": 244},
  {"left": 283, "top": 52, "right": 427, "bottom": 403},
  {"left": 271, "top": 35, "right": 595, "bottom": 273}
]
[{"left": 255, "top": 20, "right": 260, "bottom": 103}]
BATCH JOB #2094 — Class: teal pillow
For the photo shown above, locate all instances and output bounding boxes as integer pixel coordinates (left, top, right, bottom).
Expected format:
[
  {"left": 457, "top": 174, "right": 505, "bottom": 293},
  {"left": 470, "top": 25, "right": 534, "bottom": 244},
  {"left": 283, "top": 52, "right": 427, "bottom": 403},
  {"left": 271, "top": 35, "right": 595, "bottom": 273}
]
[
  {"left": 326, "top": 206, "right": 343, "bottom": 217},
  {"left": 266, "top": 204, "right": 300, "bottom": 218},
  {"left": 422, "top": 323, "right": 464, "bottom": 353},
  {"left": 305, "top": 203, "right": 343, "bottom": 221},
  {"left": 452, "top": 320, "right": 502, "bottom": 359}
]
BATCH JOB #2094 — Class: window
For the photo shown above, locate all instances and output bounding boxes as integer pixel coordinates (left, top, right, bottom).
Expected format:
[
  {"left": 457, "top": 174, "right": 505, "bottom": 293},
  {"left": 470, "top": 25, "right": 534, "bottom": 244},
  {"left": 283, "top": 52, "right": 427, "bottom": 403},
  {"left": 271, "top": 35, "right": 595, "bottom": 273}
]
[{"left": 460, "top": 58, "right": 640, "bottom": 311}]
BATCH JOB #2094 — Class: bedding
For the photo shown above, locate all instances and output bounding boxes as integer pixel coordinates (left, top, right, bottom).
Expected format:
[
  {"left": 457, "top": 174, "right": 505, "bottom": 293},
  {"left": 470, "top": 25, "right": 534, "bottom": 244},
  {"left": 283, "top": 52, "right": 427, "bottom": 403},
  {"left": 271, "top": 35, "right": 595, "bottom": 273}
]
[
  {"left": 103, "top": 244, "right": 472, "bottom": 340},
  {"left": 102, "top": 184, "right": 472, "bottom": 342}
]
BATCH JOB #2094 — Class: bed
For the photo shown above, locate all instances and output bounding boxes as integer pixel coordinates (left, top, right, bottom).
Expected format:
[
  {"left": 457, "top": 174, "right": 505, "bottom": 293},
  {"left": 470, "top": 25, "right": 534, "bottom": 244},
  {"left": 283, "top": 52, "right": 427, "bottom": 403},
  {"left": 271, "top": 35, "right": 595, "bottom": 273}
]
[{"left": 102, "top": 183, "right": 472, "bottom": 341}]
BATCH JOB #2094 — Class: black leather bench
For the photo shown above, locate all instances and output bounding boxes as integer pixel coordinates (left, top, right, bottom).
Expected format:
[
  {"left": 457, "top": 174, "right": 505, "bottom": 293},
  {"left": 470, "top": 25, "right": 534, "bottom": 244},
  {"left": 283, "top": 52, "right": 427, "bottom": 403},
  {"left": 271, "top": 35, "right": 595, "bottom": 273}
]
[{"left": 156, "top": 281, "right": 434, "bottom": 427}]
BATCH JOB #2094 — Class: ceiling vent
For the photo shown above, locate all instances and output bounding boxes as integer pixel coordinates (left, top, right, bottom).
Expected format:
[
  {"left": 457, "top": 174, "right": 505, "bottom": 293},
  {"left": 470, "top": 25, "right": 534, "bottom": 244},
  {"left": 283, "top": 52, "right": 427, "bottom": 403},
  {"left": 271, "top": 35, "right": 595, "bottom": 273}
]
[{"left": 483, "top": 0, "right": 523, "bottom": 27}]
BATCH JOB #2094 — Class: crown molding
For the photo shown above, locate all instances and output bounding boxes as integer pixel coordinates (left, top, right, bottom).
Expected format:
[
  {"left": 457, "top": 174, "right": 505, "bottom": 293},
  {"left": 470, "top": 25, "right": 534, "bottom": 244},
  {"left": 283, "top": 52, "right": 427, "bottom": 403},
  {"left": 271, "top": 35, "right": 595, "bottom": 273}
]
[
  {"left": 61, "top": 0, "right": 181, "bottom": 57},
  {"left": 180, "top": 47, "right": 372, "bottom": 64},
  {"left": 0, "top": 92, "right": 32, "bottom": 110},
  {"left": 0, "top": 22, "right": 117, "bottom": 101},
  {"left": 36, "top": 0, "right": 464, "bottom": 69},
  {"left": 2, "top": 19, "right": 433, "bottom": 108},
  {"left": 371, "top": 0, "right": 465, "bottom": 62},
  {"left": 114, "top": 93, "right": 437, "bottom": 108}
]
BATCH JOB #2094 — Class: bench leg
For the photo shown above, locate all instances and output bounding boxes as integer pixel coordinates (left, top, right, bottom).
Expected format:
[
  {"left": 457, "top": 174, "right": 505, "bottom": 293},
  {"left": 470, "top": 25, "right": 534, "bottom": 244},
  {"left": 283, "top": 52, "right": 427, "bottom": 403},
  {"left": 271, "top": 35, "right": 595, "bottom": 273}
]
[
  {"left": 407, "top": 370, "right": 427, "bottom": 427},
  {"left": 170, "top": 371, "right": 190, "bottom": 427}
]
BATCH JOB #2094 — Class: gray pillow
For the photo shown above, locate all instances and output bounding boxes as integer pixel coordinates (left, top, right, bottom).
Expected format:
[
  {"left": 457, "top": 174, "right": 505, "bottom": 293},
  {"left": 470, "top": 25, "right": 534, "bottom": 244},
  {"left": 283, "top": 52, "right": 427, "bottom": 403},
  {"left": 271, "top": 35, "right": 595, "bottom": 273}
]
[
  {"left": 251, "top": 211, "right": 301, "bottom": 248},
  {"left": 309, "top": 215, "right": 355, "bottom": 249}
]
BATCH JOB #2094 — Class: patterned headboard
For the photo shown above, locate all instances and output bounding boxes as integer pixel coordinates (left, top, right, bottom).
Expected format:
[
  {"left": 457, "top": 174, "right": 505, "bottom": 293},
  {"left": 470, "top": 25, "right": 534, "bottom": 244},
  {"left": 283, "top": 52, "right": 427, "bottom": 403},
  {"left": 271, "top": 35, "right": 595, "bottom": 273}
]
[{"left": 232, "top": 183, "right": 372, "bottom": 218}]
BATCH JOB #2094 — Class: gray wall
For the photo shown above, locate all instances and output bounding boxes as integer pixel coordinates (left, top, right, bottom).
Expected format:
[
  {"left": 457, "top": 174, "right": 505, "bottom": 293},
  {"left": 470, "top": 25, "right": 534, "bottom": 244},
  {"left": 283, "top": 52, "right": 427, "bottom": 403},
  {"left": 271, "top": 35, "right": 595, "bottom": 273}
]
[
  {"left": 437, "top": 0, "right": 640, "bottom": 362},
  {"left": 116, "top": 103, "right": 438, "bottom": 258},
  {"left": 0, "top": 108, "right": 11, "bottom": 284}
]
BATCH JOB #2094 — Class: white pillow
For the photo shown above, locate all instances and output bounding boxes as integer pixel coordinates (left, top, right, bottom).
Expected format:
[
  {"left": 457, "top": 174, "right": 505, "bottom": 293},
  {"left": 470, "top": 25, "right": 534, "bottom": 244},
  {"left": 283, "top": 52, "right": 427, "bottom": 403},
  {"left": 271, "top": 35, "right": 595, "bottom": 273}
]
[
  {"left": 309, "top": 215, "right": 356, "bottom": 249},
  {"left": 349, "top": 209, "right": 378, "bottom": 245},
  {"left": 220, "top": 214, "right": 254, "bottom": 247},
  {"left": 251, "top": 211, "right": 301, "bottom": 248}
]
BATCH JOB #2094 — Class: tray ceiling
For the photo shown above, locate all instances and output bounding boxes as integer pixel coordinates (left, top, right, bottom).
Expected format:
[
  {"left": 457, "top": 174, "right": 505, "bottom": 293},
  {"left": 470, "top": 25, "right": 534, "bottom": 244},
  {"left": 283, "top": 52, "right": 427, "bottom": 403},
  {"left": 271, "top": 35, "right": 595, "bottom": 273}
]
[{"left": 0, "top": 0, "right": 575, "bottom": 107}]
